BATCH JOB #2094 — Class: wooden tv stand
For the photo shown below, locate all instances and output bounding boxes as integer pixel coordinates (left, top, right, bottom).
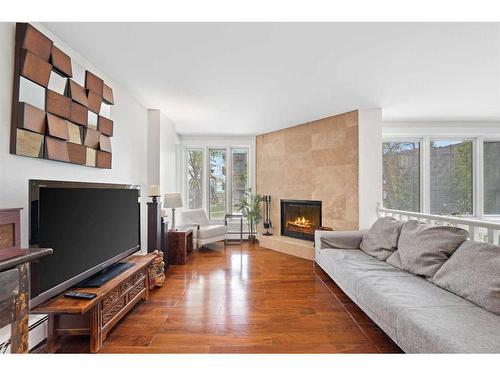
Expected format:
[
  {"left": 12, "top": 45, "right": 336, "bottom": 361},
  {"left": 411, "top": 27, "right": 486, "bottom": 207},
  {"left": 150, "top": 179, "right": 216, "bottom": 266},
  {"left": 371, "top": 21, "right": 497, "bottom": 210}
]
[{"left": 32, "top": 253, "right": 156, "bottom": 353}]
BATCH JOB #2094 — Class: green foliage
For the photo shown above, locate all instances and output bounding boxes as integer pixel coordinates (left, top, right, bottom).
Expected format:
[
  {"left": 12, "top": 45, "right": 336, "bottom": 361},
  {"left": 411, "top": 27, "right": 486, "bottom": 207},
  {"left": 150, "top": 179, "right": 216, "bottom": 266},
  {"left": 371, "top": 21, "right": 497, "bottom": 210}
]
[
  {"left": 235, "top": 189, "right": 263, "bottom": 236},
  {"left": 187, "top": 150, "right": 203, "bottom": 209}
]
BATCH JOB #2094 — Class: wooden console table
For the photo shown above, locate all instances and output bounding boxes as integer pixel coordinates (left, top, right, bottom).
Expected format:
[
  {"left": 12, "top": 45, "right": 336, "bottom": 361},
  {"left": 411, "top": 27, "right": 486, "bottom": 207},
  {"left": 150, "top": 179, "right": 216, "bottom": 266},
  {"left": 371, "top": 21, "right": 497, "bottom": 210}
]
[
  {"left": 1, "top": 207, "right": 53, "bottom": 353},
  {"left": 32, "top": 253, "right": 156, "bottom": 353},
  {"left": 0, "top": 248, "right": 52, "bottom": 353},
  {"left": 167, "top": 228, "right": 193, "bottom": 265}
]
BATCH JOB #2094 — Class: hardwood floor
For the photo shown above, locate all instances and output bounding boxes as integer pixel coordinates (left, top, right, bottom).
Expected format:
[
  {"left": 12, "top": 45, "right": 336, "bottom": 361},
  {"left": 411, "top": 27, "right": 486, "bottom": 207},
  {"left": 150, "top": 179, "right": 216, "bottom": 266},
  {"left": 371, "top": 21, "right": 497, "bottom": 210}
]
[{"left": 53, "top": 242, "right": 402, "bottom": 353}]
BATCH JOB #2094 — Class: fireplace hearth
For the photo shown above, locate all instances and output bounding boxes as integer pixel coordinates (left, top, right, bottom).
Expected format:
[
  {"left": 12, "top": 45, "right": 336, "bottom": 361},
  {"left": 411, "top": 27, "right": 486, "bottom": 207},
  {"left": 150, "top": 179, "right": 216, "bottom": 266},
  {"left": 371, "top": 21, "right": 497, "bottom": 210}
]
[{"left": 280, "top": 200, "right": 322, "bottom": 241}]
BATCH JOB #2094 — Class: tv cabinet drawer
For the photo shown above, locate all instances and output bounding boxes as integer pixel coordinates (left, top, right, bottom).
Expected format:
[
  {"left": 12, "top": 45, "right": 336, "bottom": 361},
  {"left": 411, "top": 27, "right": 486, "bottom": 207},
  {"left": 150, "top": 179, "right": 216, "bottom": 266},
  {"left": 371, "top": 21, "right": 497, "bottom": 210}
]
[
  {"left": 121, "top": 277, "right": 135, "bottom": 294},
  {"left": 128, "top": 281, "right": 145, "bottom": 301},
  {"left": 134, "top": 269, "right": 146, "bottom": 284},
  {"left": 102, "top": 296, "right": 125, "bottom": 327},
  {"left": 101, "top": 287, "right": 120, "bottom": 312}
]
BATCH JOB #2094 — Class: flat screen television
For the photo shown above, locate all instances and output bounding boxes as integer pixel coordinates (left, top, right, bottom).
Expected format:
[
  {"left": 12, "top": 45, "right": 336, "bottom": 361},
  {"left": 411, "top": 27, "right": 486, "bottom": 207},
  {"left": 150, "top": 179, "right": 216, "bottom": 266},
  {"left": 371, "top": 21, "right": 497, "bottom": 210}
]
[{"left": 29, "top": 180, "right": 141, "bottom": 307}]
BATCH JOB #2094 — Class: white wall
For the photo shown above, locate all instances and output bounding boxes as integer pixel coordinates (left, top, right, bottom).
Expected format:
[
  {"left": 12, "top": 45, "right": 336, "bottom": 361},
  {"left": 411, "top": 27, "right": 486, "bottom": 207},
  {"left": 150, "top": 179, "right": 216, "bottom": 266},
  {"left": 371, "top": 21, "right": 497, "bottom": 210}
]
[
  {"left": 160, "top": 113, "right": 180, "bottom": 194},
  {"left": 0, "top": 22, "right": 150, "bottom": 249},
  {"left": 147, "top": 109, "right": 180, "bottom": 196},
  {"left": 358, "top": 109, "right": 383, "bottom": 229}
]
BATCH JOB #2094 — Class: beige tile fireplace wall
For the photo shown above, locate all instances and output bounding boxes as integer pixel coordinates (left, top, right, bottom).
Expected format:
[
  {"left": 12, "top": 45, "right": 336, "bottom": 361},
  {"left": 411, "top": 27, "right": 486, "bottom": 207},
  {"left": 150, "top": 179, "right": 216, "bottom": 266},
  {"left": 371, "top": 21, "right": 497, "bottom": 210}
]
[{"left": 256, "top": 110, "right": 359, "bottom": 235}]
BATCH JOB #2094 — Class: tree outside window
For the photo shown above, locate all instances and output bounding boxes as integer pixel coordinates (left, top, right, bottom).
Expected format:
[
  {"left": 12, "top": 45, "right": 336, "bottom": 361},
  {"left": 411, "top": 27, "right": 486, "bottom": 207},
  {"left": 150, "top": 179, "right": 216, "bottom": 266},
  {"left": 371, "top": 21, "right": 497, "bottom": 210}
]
[
  {"left": 187, "top": 149, "right": 203, "bottom": 209},
  {"left": 209, "top": 149, "right": 226, "bottom": 220},
  {"left": 430, "top": 140, "right": 473, "bottom": 215},
  {"left": 383, "top": 142, "right": 420, "bottom": 212}
]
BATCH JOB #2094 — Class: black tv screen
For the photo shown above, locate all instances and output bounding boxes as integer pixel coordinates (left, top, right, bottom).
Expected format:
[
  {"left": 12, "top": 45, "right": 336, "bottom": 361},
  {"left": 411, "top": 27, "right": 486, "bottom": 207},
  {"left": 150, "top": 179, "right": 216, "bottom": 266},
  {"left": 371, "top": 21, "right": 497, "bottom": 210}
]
[{"left": 30, "top": 181, "right": 140, "bottom": 306}]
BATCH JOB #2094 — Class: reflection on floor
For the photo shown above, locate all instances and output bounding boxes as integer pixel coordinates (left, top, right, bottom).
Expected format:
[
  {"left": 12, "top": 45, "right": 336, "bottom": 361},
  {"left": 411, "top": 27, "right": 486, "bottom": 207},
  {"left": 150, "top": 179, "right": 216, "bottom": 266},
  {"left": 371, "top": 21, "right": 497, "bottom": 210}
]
[{"left": 50, "top": 242, "right": 402, "bottom": 353}]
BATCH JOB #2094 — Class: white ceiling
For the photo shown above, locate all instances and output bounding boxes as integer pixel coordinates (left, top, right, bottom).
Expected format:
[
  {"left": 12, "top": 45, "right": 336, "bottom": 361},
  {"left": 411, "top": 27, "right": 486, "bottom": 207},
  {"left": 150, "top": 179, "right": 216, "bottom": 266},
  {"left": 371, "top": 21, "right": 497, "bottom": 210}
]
[{"left": 43, "top": 23, "right": 500, "bottom": 135}]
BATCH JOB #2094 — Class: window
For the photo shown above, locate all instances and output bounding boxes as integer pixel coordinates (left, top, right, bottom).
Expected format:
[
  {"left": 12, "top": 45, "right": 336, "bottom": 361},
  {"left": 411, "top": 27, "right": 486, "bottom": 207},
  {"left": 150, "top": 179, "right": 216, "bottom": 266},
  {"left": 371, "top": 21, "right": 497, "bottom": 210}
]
[
  {"left": 186, "top": 149, "right": 203, "bottom": 209},
  {"left": 231, "top": 148, "right": 249, "bottom": 213},
  {"left": 382, "top": 142, "right": 420, "bottom": 211},
  {"left": 209, "top": 149, "right": 226, "bottom": 220},
  {"left": 430, "top": 140, "right": 473, "bottom": 215},
  {"left": 484, "top": 141, "right": 500, "bottom": 215}
]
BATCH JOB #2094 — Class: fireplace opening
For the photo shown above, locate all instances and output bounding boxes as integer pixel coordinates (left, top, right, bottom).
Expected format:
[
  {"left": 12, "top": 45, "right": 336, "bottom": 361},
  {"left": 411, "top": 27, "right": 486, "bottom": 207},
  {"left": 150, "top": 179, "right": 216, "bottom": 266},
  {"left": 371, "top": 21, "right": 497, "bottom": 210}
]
[{"left": 280, "top": 200, "right": 322, "bottom": 241}]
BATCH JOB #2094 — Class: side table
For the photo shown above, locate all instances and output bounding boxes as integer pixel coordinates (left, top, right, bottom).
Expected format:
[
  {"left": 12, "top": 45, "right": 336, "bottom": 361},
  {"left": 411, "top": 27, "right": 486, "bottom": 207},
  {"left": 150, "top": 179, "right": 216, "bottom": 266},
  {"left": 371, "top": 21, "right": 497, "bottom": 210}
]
[
  {"left": 224, "top": 213, "right": 245, "bottom": 244},
  {"left": 167, "top": 227, "right": 194, "bottom": 265}
]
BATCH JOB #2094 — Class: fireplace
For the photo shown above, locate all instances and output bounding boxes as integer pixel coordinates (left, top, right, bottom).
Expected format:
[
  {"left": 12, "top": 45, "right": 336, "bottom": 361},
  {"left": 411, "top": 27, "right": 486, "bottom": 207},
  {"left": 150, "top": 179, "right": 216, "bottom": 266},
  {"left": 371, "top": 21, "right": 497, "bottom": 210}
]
[{"left": 280, "top": 200, "right": 322, "bottom": 241}]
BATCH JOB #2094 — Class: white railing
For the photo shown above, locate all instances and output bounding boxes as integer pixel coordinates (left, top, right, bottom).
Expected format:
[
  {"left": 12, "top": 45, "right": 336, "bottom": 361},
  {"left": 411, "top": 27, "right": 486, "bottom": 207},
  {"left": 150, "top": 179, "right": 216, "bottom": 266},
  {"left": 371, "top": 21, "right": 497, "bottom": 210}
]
[{"left": 377, "top": 203, "right": 500, "bottom": 245}]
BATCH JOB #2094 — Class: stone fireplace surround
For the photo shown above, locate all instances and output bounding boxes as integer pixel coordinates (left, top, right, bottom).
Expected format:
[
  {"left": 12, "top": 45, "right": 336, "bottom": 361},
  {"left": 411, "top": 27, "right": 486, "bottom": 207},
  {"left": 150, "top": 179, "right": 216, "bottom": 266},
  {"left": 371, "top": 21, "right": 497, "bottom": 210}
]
[{"left": 256, "top": 110, "right": 359, "bottom": 259}]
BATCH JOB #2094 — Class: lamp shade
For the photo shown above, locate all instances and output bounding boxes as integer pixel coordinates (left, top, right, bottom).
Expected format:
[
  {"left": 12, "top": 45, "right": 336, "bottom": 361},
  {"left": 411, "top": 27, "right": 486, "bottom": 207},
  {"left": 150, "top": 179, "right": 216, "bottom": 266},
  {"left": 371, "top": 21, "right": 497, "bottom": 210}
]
[{"left": 164, "top": 193, "right": 183, "bottom": 208}]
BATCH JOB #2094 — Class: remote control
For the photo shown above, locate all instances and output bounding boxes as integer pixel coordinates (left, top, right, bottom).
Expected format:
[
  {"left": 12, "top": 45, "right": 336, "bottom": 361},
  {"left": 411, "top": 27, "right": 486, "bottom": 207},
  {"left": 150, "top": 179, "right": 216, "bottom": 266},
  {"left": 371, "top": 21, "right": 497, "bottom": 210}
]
[{"left": 64, "top": 291, "right": 97, "bottom": 299}]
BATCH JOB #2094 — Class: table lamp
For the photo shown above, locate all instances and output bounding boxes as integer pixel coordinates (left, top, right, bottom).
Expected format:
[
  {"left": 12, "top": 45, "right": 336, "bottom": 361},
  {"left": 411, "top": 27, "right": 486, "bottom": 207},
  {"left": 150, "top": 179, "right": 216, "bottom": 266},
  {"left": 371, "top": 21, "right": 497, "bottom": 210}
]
[
  {"left": 164, "top": 193, "right": 183, "bottom": 228},
  {"left": 148, "top": 184, "right": 161, "bottom": 203}
]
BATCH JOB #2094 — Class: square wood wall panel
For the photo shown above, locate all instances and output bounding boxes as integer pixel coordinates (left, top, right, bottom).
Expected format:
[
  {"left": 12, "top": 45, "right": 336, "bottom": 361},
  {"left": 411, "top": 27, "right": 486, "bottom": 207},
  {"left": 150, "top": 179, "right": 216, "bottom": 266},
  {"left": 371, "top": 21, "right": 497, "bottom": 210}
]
[
  {"left": 21, "top": 49, "right": 52, "bottom": 87},
  {"left": 70, "top": 101, "right": 88, "bottom": 126},
  {"left": 16, "top": 129, "right": 44, "bottom": 158},
  {"left": 21, "top": 24, "right": 53, "bottom": 61},
  {"left": 85, "top": 71, "right": 103, "bottom": 96},
  {"left": 98, "top": 116, "right": 113, "bottom": 136},
  {"left": 17, "top": 102, "right": 46, "bottom": 134},
  {"left": 66, "top": 80, "right": 88, "bottom": 107},
  {"left": 10, "top": 23, "right": 115, "bottom": 168},
  {"left": 45, "top": 136, "right": 69, "bottom": 162},
  {"left": 97, "top": 150, "right": 112, "bottom": 169},
  {"left": 67, "top": 143, "right": 86, "bottom": 165},
  {"left": 50, "top": 45, "right": 72, "bottom": 78},
  {"left": 46, "top": 89, "right": 71, "bottom": 119},
  {"left": 47, "top": 114, "right": 69, "bottom": 140},
  {"left": 87, "top": 90, "right": 102, "bottom": 114}
]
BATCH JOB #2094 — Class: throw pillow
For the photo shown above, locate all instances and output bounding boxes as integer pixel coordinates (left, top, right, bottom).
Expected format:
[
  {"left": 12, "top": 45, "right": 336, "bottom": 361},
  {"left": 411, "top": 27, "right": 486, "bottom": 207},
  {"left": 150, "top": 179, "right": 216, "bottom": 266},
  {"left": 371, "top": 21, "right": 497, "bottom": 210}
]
[
  {"left": 396, "top": 220, "right": 468, "bottom": 278},
  {"left": 360, "top": 216, "right": 404, "bottom": 260},
  {"left": 433, "top": 240, "right": 500, "bottom": 315}
]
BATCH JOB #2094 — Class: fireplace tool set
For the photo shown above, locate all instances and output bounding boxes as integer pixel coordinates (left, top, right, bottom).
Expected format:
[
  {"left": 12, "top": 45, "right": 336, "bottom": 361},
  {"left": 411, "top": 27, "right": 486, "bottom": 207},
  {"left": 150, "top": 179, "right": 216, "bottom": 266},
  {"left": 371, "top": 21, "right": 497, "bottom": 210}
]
[{"left": 262, "top": 195, "right": 273, "bottom": 236}]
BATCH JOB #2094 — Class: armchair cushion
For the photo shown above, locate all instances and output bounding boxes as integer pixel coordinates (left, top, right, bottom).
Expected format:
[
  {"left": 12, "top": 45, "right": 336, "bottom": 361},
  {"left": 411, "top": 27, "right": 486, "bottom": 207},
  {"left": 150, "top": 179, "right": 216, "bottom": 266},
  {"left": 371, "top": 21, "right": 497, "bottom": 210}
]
[
  {"left": 198, "top": 224, "right": 227, "bottom": 239},
  {"left": 179, "top": 209, "right": 210, "bottom": 227}
]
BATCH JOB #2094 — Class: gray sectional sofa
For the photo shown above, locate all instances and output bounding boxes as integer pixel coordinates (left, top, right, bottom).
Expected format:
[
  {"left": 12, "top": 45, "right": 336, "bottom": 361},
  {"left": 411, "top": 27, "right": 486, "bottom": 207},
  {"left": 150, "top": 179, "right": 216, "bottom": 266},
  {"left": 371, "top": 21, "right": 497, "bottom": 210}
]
[{"left": 315, "top": 218, "right": 500, "bottom": 353}]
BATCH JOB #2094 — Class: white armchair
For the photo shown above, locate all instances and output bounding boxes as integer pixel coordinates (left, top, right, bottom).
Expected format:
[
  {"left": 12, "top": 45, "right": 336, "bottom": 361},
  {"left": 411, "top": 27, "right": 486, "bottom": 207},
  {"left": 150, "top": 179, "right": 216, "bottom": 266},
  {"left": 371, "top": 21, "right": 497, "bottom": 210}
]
[{"left": 178, "top": 209, "right": 227, "bottom": 249}]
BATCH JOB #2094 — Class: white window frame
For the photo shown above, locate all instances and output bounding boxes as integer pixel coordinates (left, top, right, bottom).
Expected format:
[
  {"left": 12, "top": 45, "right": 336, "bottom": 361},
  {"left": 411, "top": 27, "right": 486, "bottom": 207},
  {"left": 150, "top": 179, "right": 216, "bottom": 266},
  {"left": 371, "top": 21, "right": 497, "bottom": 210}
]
[
  {"left": 383, "top": 125, "right": 500, "bottom": 221},
  {"left": 381, "top": 138, "right": 423, "bottom": 213},
  {"left": 181, "top": 137, "right": 256, "bottom": 223}
]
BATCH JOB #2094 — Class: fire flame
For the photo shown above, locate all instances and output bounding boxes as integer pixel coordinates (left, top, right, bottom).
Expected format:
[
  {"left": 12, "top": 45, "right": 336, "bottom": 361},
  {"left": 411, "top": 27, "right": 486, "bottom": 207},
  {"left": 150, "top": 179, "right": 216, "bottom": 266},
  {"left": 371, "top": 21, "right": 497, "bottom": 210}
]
[{"left": 287, "top": 216, "right": 312, "bottom": 228}]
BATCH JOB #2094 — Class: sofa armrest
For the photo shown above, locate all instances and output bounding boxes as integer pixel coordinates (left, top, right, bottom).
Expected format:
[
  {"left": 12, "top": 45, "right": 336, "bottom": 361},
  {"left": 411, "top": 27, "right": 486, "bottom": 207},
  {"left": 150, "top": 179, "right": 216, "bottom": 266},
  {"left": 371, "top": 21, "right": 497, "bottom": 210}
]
[{"left": 315, "top": 230, "right": 367, "bottom": 258}]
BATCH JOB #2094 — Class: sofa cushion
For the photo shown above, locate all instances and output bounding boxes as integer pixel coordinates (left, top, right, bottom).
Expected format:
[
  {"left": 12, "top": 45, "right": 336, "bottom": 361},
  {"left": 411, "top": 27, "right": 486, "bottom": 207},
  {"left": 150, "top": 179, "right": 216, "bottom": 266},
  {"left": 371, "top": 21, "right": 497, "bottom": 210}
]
[
  {"left": 433, "top": 240, "right": 500, "bottom": 315},
  {"left": 320, "top": 249, "right": 409, "bottom": 300},
  {"left": 395, "top": 306, "right": 500, "bottom": 353},
  {"left": 198, "top": 224, "right": 227, "bottom": 239},
  {"left": 396, "top": 220, "right": 468, "bottom": 278},
  {"left": 355, "top": 273, "right": 473, "bottom": 332},
  {"left": 360, "top": 217, "right": 404, "bottom": 260}
]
